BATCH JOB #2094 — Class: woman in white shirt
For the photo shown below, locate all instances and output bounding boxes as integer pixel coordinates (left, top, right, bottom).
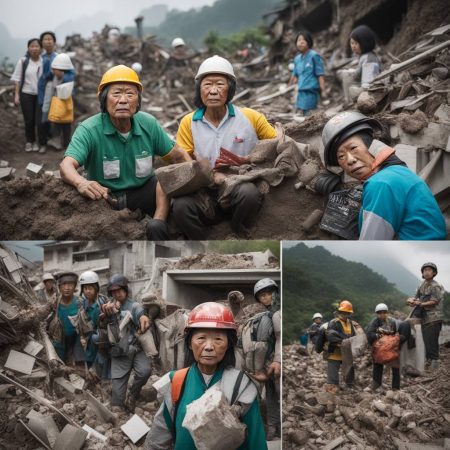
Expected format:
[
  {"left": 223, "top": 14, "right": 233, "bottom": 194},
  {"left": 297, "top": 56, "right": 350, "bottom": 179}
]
[{"left": 11, "top": 38, "right": 43, "bottom": 152}]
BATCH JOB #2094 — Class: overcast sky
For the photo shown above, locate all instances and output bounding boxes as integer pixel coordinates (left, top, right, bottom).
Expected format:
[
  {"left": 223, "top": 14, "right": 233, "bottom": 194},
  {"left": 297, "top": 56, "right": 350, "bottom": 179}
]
[
  {"left": 2, "top": 0, "right": 215, "bottom": 38},
  {"left": 283, "top": 241, "right": 450, "bottom": 289}
]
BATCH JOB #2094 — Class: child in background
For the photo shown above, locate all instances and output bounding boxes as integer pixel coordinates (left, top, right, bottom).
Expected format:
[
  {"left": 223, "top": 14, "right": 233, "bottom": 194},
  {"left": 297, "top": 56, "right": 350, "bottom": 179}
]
[
  {"left": 289, "top": 31, "right": 326, "bottom": 116},
  {"left": 44, "top": 53, "right": 75, "bottom": 152}
]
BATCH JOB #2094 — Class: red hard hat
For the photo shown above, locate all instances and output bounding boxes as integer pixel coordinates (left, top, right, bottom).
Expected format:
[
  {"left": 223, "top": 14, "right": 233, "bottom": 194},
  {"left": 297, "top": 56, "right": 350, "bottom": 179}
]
[{"left": 186, "top": 302, "right": 237, "bottom": 330}]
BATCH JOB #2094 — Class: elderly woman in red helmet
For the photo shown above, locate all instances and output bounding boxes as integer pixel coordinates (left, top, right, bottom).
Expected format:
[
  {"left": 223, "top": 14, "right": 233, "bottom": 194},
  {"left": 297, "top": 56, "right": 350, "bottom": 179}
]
[
  {"left": 60, "top": 65, "right": 191, "bottom": 240},
  {"left": 144, "top": 302, "right": 267, "bottom": 450}
]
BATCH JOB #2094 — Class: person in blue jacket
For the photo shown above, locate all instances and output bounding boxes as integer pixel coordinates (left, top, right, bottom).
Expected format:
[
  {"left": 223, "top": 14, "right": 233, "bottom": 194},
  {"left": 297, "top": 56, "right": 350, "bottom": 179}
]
[
  {"left": 321, "top": 111, "right": 447, "bottom": 240},
  {"left": 144, "top": 302, "right": 268, "bottom": 450},
  {"left": 289, "top": 30, "right": 326, "bottom": 116}
]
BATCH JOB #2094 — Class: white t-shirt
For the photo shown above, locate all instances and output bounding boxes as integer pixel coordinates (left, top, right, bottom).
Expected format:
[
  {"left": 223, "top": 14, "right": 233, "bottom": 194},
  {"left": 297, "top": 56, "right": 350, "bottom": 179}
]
[{"left": 11, "top": 57, "right": 42, "bottom": 95}]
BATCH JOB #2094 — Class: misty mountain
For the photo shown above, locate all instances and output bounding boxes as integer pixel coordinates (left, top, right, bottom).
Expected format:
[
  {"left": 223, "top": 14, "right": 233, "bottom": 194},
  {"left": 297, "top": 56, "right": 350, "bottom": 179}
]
[
  {"left": 283, "top": 243, "right": 410, "bottom": 343},
  {"left": 0, "top": 22, "right": 27, "bottom": 65}
]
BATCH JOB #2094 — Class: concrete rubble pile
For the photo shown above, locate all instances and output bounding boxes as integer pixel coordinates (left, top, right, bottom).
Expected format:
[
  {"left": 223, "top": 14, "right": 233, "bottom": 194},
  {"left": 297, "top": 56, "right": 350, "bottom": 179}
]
[{"left": 282, "top": 344, "right": 450, "bottom": 450}]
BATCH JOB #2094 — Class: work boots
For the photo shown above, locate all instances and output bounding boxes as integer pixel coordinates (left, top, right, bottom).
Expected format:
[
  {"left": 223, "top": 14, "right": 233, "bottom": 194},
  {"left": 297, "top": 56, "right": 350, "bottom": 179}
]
[{"left": 430, "top": 359, "right": 440, "bottom": 370}]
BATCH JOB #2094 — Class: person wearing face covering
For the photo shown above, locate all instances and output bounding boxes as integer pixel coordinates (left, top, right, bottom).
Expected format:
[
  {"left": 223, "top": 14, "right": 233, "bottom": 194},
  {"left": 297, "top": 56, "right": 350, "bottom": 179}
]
[{"left": 321, "top": 111, "right": 446, "bottom": 240}]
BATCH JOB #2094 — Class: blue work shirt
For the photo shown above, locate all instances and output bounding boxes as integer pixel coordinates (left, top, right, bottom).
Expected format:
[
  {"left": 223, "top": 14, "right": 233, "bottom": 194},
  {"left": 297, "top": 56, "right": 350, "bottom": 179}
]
[{"left": 359, "top": 165, "right": 447, "bottom": 240}]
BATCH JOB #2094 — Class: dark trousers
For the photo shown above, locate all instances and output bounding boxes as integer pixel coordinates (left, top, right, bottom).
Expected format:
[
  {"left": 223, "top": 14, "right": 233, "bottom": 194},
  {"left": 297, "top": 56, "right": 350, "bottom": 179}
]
[
  {"left": 265, "top": 377, "right": 280, "bottom": 429},
  {"left": 327, "top": 359, "right": 354, "bottom": 386},
  {"left": 112, "top": 176, "right": 169, "bottom": 240},
  {"left": 37, "top": 101, "right": 50, "bottom": 145},
  {"left": 20, "top": 92, "right": 45, "bottom": 144},
  {"left": 53, "top": 123, "right": 72, "bottom": 148},
  {"left": 422, "top": 321, "right": 442, "bottom": 360},
  {"left": 373, "top": 363, "right": 400, "bottom": 389},
  {"left": 171, "top": 182, "right": 263, "bottom": 239}
]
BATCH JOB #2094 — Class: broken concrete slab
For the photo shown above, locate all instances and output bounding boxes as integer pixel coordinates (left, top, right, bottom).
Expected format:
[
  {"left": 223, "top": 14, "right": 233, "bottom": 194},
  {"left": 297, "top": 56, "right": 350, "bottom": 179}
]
[
  {"left": 0, "top": 298, "right": 19, "bottom": 320},
  {"left": 84, "top": 390, "right": 117, "bottom": 425},
  {"left": 434, "top": 104, "right": 450, "bottom": 124},
  {"left": 53, "top": 424, "right": 88, "bottom": 450},
  {"left": 81, "top": 424, "right": 107, "bottom": 443},
  {"left": 0, "top": 167, "right": 14, "bottom": 180},
  {"left": 4, "top": 349, "right": 35, "bottom": 375},
  {"left": 0, "top": 160, "right": 9, "bottom": 168},
  {"left": 398, "top": 122, "right": 450, "bottom": 150},
  {"left": 120, "top": 414, "right": 150, "bottom": 444},
  {"left": 68, "top": 373, "right": 85, "bottom": 391},
  {"left": 26, "top": 162, "right": 43, "bottom": 178},
  {"left": 55, "top": 376, "right": 78, "bottom": 394},
  {"left": 322, "top": 436, "right": 346, "bottom": 450},
  {"left": 23, "top": 339, "right": 44, "bottom": 356},
  {"left": 26, "top": 410, "right": 60, "bottom": 448},
  {"left": 394, "top": 144, "right": 418, "bottom": 172}
]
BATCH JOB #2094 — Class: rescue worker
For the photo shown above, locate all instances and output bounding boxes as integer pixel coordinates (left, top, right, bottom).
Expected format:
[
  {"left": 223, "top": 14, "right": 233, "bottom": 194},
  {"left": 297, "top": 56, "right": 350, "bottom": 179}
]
[
  {"left": 76, "top": 270, "right": 106, "bottom": 369},
  {"left": 253, "top": 278, "right": 281, "bottom": 440},
  {"left": 172, "top": 55, "right": 278, "bottom": 239},
  {"left": 37, "top": 272, "right": 57, "bottom": 303},
  {"left": 60, "top": 65, "right": 192, "bottom": 240},
  {"left": 307, "top": 313, "right": 323, "bottom": 347},
  {"left": 48, "top": 271, "right": 80, "bottom": 363},
  {"left": 324, "top": 300, "right": 357, "bottom": 394},
  {"left": 102, "top": 274, "right": 151, "bottom": 412},
  {"left": 288, "top": 31, "right": 326, "bottom": 115},
  {"left": 144, "top": 302, "right": 268, "bottom": 450},
  {"left": 406, "top": 262, "right": 445, "bottom": 369},
  {"left": 321, "top": 111, "right": 446, "bottom": 239},
  {"left": 366, "top": 303, "right": 406, "bottom": 390},
  {"left": 162, "top": 37, "right": 194, "bottom": 94}
]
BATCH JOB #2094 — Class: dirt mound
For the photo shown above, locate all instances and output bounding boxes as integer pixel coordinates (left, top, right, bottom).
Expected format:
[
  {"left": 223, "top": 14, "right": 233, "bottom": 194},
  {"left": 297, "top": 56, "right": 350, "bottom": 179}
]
[
  {"left": 173, "top": 252, "right": 274, "bottom": 270},
  {"left": 0, "top": 176, "right": 146, "bottom": 239}
]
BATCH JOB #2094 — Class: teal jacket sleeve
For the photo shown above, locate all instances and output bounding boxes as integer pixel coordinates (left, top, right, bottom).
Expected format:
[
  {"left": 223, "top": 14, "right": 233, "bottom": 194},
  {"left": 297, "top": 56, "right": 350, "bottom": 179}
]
[{"left": 239, "top": 399, "right": 268, "bottom": 450}]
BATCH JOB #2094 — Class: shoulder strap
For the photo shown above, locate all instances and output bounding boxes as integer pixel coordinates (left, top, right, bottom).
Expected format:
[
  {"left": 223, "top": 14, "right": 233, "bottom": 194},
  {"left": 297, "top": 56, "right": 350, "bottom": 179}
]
[
  {"left": 230, "top": 370, "right": 246, "bottom": 405},
  {"left": 171, "top": 366, "right": 190, "bottom": 405},
  {"left": 20, "top": 56, "right": 30, "bottom": 92}
]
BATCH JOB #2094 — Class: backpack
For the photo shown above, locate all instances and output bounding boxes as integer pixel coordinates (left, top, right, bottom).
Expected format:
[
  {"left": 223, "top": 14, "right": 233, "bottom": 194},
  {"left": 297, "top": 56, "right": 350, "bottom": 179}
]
[{"left": 240, "top": 311, "right": 274, "bottom": 373}]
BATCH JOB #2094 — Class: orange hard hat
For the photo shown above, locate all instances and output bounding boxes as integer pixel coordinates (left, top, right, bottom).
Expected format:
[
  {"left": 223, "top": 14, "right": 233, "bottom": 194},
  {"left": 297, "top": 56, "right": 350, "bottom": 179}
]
[
  {"left": 97, "top": 64, "right": 143, "bottom": 96},
  {"left": 186, "top": 302, "right": 237, "bottom": 330},
  {"left": 338, "top": 300, "right": 354, "bottom": 313}
]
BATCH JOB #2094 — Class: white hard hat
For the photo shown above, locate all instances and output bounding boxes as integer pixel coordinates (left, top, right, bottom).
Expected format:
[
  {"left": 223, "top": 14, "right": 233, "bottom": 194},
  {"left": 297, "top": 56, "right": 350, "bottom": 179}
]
[
  {"left": 313, "top": 313, "right": 323, "bottom": 320},
  {"left": 375, "top": 303, "right": 389, "bottom": 313},
  {"left": 51, "top": 53, "right": 74, "bottom": 71},
  {"left": 79, "top": 270, "right": 99, "bottom": 286},
  {"left": 171, "top": 37, "right": 186, "bottom": 48},
  {"left": 108, "top": 28, "right": 120, "bottom": 38},
  {"left": 195, "top": 55, "right": 236, "bottom": 81},
  {"left": 131, "top": 62, "right": 143, "bottom": 74},
  {"left": 42, "top": 273, "right": 55, "bottom": 282}
]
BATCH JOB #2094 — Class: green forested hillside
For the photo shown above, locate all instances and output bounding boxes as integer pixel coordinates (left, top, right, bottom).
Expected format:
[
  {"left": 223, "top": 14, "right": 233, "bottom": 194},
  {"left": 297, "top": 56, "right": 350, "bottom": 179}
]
[
  {"left": 131, "top": 0, "right": 280, "bottom": 47},
  {"left": 283, "top": 243, "right": 411, "bottom": 343}
]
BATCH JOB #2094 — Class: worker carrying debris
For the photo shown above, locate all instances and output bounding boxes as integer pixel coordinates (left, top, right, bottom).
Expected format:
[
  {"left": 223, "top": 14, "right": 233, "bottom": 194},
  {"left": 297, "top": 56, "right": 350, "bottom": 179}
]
[
  {"left": 47, "top": 271, "right": 80, "bottom": 363},
  {"left": 59, "top": 64, "right": 191, "bottom": 240},
  {"left": 317, "top": 300, "right": 360, "bottom": 394},
  {"left": 36, "top": 272, "right": 57, "bottom": 303},
  {"left": 321, "top": 111, "right": 447, "bottom": 240},
  {"left": 101, "top": 273, "right": 151, "bottom": 412},
  {"left": 172, "top": 55, "right": 277, "bottom": 239},
  {"left": 288, "top": 30, "right": 326, "bottom": 115},
  {"left": 366, "top": 303, "right": 409, "bottom": 391},
  {"left": 406, "top": 262, "right": 445, "bottom": 370},
  {"left": 144, "top": 302, "right": 268, "bottom": 450},
  {"left": 306, "top": 312, "right": 323, "bottom": 348}
]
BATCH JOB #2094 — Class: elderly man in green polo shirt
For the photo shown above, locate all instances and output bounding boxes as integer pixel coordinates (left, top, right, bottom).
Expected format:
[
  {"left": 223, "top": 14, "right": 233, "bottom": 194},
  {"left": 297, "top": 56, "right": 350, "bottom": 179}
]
[{"left": 60, "top": 65, "right": 191, "bottom": 239}]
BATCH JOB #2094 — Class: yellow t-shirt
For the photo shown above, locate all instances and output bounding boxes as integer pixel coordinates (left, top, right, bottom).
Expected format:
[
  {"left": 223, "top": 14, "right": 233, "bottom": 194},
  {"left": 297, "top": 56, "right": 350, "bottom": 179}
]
[{"left": 327, "top": 319, "right": 352, "bottom": 361}]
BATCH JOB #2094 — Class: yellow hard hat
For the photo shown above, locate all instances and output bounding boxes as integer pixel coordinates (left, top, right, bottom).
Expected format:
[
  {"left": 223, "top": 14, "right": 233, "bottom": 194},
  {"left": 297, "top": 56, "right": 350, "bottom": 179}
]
[
  {"left": 338, "top": 300, "right": 353, "bottom": 313},
  {"left": 97, "top": 65, "right": 143, "bottom": 96}
]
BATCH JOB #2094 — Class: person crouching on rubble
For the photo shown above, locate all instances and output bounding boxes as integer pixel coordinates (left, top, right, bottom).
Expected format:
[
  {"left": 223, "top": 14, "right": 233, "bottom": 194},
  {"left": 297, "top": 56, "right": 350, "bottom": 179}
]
[
  {"left": 144, "top": 302, "right": 268, "bottom": 450},
  {"left": 366, "top": 303, "right": 408, "bottom": 391},
  {"left": 339, "top": 25, "right": 381, "bottom": 105},
  {"left": 288, "top": 30, "right": 326, "bottom": 116},
  {"left": 172, "top": 55, "right": 277, "bottom": 239},
  {"left": 101, "top": 274, "right": 151, "bottom": 412},
  {"left": 321, "top": 111, "right": 446, "bottom": 240},
  {"left": 60, "top": 65, "right": 191, "bottom": 240},
  {"left": 323, "top": 301, "right": 359, "bottom": 394},
  {"left": 252, "top": 278, "right": 281, "bottom": 440},
  {"left": 47, "top": 271, "right": 80, "bottom": 363}
]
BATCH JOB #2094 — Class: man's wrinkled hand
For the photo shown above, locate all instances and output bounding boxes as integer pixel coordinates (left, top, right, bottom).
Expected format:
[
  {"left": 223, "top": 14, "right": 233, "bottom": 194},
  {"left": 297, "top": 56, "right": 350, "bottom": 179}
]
[
  {"left": 267, "top": 361, "right": 281, "bottom": 378},
  {"left": 76, "top": 179, "right": 109, "bottom": 200}
]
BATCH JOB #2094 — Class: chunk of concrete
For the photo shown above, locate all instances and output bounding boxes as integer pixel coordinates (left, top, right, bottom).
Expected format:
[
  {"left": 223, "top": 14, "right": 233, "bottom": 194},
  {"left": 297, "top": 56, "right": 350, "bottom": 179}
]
[
  {"left": 4, "top": 350, "right": 35, "bottom": 375},
  {"left": 0, "top": 167, "right": 14, "bottom": 180},
  {"left": 23, "top": 339, "right": 44, "bottom": 357},
  {"left": 434, "top": 104, "right": 450, "bottom": 123},
  {"left": 394, "top": 144, "right": 418, "bottom": 172},
  {"left": 53, "top": 424, "right": 87, "bottom": 450},
  {"left": 26, "top": 410, "right": 60, "bottom": 447},
  {"left": 182, "top": 384, "right": 246, "bottom": 450},
  {"left": 398, "top": 122, "right": 450, "bottom": 150},
  {"left": 26, "top": 162, "right": 43, "bottom": 178},
  {"left": 0, "top": 160, "right": 9, "bottom": 168},
  {"left": 81, "top": 424, "right": 107, "bottom": 443},
  {"left": 55, "top": 377, "right": 78, "bottom": 394},
  {"left": 68, "top": 373, "right": 85, "bottom": 391},
  {"left": 120, "top": 414, "right": 150, "bottom": 444}
]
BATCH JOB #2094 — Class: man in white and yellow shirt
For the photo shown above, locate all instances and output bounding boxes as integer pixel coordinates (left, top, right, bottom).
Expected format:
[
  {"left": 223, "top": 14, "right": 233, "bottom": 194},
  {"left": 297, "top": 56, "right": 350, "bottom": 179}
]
[{"left": 172, "top": 55, "right": 277, "bottom": 239}]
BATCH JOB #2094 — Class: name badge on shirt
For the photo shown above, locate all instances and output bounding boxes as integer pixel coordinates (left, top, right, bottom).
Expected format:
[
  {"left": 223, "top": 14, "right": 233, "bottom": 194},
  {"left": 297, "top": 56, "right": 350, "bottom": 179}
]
[{"left": 233, "top": 136, "right": 244, "bottom": 143}]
